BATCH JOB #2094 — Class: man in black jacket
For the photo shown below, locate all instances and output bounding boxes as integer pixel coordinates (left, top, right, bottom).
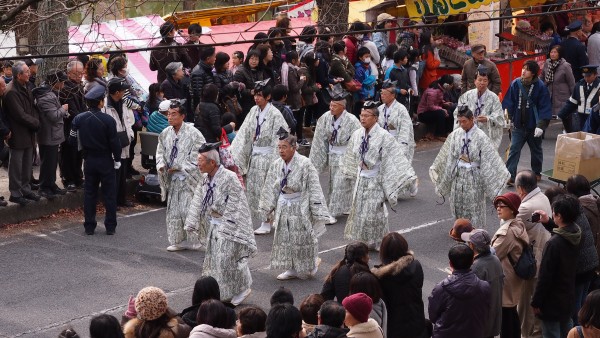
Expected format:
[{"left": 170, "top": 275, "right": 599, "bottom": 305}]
[
  {"left": 190, "top": 46, "right": 216, "bottom": 114},
  {"left": 150, "top": 22, "right": 192, "bottom": 83},
  {"left": 307, "top": 301, "right": 349, "bottom": 338},
  {"left": 532, "top": 194, "right": 581, "bottom": 338},
  {"left": 0, "top": 77, "right": 10, "bottom": 206}
]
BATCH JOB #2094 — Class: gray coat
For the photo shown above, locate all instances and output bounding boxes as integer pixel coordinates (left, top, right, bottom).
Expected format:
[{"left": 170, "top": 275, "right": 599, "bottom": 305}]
[
  {"left": 471, "top": 251, "right": 504, "bottom": 338},
  {"left": 33, "top": 86, "right": 67, "bottom": 146},
  {"left": 541, "top": 58, "right": 575, "bottom": 116},
  {"left": 370, "top": 299, "right": 388, "bottom": 338}
]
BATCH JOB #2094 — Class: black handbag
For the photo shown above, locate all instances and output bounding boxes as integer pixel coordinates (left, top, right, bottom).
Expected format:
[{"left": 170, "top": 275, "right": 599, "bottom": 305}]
[
  {"left": 117, "top": 131, "right": 130, "bottom": 147},
  {"left": 508, "top": 240, "right": 537, "bottom": 280}
]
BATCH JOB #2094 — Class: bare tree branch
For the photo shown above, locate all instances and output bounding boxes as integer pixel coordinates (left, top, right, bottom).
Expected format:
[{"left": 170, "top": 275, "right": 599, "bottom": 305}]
[{"left": 0, "top": 0, "right": 45, "bottom": 26}]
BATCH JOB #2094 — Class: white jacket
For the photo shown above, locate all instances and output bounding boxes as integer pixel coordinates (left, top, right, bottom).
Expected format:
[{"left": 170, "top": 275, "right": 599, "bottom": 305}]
[
  {"left": 347, "top": 318, "right": 384, "bottom": 338},
  {"left": 102, "top": 97, "right": 134, "bottom": 159},
  {"left": 189, "top": 324, "right": 237, "bottom": 338},
  {"left": 516, "top": 187, "right": 552, "bottom": 276}
]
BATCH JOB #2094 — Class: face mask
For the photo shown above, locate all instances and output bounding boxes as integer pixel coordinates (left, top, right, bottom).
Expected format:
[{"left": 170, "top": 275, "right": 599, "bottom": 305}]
[{"left": 364, "top": 57, "right": 371, "bottom": 64}]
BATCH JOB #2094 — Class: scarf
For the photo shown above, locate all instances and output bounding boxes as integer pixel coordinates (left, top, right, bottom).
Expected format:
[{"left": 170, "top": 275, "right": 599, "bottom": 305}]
[{"left": 544, "top": 59, "right": 560, "bottom": 84}]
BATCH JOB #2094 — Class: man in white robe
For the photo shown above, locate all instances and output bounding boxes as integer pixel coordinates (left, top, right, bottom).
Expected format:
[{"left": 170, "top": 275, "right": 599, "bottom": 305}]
[
  {"left": 260, "top": 129, "right": 331, "bottom": 280},
  {"left": 230, "top": 80, "right": 288, "bottom": 234},
  {"left": 378, "top": 80, "right": 416, "bottom": 163},
  {"left": 156, "top": 100, "right": 206, "bottom": 251},
  {"left": 341, "top": 101, "right": 418, "bottom": 249},
  {"left": 184, "top": 142, "right": 257, "bottom": 305},
  {"left": 310, "top": 92, "right": 361, "bottom": 221},
  {"left": 431, "top": 106, "right": 510, "bottom": 229},
  {"left": 453, "top": 66, "right": 505, "bottom": 150}
]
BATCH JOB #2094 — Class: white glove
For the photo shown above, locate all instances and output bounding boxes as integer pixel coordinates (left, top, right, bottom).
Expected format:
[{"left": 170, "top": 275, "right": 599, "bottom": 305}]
[
  {"left": 114, "top": 161, "right": 122, "bottom": 170},
  {"left": 534, "top": 127, "right": 543, "bottom": 138}
]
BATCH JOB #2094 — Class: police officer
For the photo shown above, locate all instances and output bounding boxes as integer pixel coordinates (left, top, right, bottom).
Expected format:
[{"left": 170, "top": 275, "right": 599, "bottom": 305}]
[
  {"left": 69, "top": 85, "right": 121, "bottom": 235},
  {"left": 560, "top": 20, "right": 589, "bottom": 81},
  {"left": 558, "top": 65, "right": 600, "bottom": 132}
]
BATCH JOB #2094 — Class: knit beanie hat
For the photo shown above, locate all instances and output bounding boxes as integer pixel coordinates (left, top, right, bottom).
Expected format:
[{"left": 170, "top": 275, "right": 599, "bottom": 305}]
[
  {"left": 135, "top": 287, "right": 168, "bottom": 321},
  {"left": 342, "top": 292, "right": 372, "bottom": 323},
  {"left": 494, "top": 192, "right": 522, "bottom": 215}
]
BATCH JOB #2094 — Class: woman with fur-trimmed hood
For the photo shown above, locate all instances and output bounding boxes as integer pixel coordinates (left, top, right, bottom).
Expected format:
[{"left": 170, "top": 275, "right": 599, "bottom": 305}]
[{"left": 371, "top": 233, "right": 428, "bottom": 338}]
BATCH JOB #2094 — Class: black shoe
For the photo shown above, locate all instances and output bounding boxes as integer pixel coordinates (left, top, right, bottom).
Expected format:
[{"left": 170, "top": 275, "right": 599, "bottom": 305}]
[
  {"left": 39, "top": 190, "right": 57, "bottom": 200},
  {"left": 30, "top": 183, "right": 40, "bottom": 191},
  {"left": 67, "top": 184, "right": 77, "bottom": 193},
  {"left": 9, "top": 196, "right": 31, "bottom": 206},
  {"left": 85, "top": 229, "right": 95, "bottom": 235},
  {"left": 76, "top": 181, "right": 84, "bottom": 189},
  {"left": 31, "top": 178, "right": 40, "bottom": 184},
  {"left": 106, "top": 230, "right": 115, "bottom": 235},
  {"left": 128, "top": 167, "right": 140, "bottom": 176},
  {"left": 23, "top": 192, "right": 41, "bottom": 201},
  {"left": 52, "top": 187, "right": 67, "bottom": 195},
  {"left": 0, "top": 196, "right": 7, "bottom": 207}
]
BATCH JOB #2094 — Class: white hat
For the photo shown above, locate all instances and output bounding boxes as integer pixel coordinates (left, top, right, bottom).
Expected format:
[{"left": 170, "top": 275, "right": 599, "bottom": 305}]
[
  {"left": 158, "top": 100, "right": 171, "bottom": 112},
  {"left": 377, "top": 13, "right": 395, "bottom": 23}
]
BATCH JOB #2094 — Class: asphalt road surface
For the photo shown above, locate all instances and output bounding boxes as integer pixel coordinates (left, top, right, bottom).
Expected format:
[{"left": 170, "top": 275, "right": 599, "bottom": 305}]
[{"left": 0, "top": 122, "right": 565, "bottom": 338}]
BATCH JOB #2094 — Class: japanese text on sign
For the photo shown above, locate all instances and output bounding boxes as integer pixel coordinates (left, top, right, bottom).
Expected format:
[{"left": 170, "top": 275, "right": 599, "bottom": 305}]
[{"left": 406, "top": 0, "right": 496, "bottom": 19}]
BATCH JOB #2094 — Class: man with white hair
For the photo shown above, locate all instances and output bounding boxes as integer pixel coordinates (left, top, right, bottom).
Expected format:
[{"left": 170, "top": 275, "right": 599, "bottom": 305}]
[
  {"left": 260, "top": 128, "right": 331, "bottom": 280},
  {"left": 341, "top": 101, "right": 418, "bottom": 249},
  {"left": 184, "top": 142, "right": 257, "bottom": 305},
  {"left": 378, "top": 80, "right": 415, "bottom": 163},
  {"left": 157, "top": 99, "right": 206, "bottom": 251},
  {"left": 310, "top": 88, "right": 361, "bottom": 221}
]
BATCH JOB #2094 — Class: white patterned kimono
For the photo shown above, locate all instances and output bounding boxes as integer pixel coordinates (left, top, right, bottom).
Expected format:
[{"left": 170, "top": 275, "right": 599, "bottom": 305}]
[
  {"left": 184, "top": 165, "right": 257, "bottom": 300},
  {"left": 259, "top": 152, "right": 331, "bottom": 274},
  {"left": 309, "top": 110, "right": 361, "bottom": 216},
  {"left": 454, "top": 89, "right": 505, "bottom": 150},
  {"left": 341, "top": 123, "right": 418, "bottom": 243},
  {"left": 430, "top": 125, "right": 510, "bottom": 229},
  {"left": 230, "top": 103, "right": 288, "bottom": 223},
  {"left": 377, "top": 100, "right": 416, "bottom": 163},
  {"left": 157, "top": 123, "right": 206, "bottom": 245}
]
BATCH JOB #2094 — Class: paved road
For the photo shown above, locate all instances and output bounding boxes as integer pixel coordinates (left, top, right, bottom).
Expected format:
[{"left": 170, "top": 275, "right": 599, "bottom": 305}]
[{"left": 0, "top": 122, "right": 565, "bottom": 338}]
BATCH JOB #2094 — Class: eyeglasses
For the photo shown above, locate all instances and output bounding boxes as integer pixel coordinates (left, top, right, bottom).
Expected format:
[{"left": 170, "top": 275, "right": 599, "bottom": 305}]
[
  {"left": 495, "top": 204, "right": 509, "bottom": 209},
  {"left": 359, "top": 113, "right": 376, "bottom": 118}
]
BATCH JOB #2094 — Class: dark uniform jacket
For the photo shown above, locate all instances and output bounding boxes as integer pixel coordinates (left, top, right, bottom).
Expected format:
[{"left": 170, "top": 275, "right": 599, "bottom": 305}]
[
  {"left": 560, "top": 37, "right": 589, "bottom": 81},
  {"left": 69, "top": 108, "right": 121, "bottom": 161},
  {"left": 4, "top": 80, "right": 39, "bottom": 149},
  {"left": 558, "top": 77, "right": 600, "bottom": 132}
]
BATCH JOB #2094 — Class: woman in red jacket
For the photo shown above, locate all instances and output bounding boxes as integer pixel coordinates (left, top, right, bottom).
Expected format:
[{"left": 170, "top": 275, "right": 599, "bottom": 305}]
[
  {"left": 417, "top": 76, "right": 454, "bottom": 141},
  {"left": 418, "top": 30, "right": 441, "bottom": 91}
]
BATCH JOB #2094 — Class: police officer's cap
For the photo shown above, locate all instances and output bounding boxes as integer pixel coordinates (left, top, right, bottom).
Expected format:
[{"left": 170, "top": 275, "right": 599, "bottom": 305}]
[
  {"left": 565, "top": 20, "right": 583, "bottom": 32},
  {"left": 581, "top": 65, "right": 599, "bottom": 75},
  {"left": 84, "top": 84, "right": 107, "bottom": 101},
  {"left": 107, "top": 77, "right": 131, "bottom": 93}
]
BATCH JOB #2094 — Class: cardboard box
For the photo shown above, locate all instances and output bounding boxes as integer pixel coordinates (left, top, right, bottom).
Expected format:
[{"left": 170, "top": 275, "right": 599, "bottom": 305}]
[{"left": 553, "top": 132, "right": 600, "bottom": 182}]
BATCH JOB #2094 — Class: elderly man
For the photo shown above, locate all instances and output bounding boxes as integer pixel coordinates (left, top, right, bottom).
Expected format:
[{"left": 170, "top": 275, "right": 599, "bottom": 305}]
[
  {"left": 503, "top": 60, "right": 552, "bottom": 185},
  {"left": 378, "top": 80, "right": 415, "bottom": 163},
  {"left": 558, "top": 65, "right": 600, "bottom": 132},
  {"left": 0, "top": 77, "right": 9, "bottom": 206},
  {"left": 149, "top": 21, "right": 192, "bottom": 83},
  {"left": 184, "top": 142, "right": 257, "bottom": 305},
  {"left": 230, "top": 80, "right": 288, "bottom": 234},
  {"left": 4, "top": 61, "right": 40, "bottom": 206},
  {"left": 454, "top": 66, "right": 505, "bottom": 150},
  {"left": 157, "top": 99, "right": 206, "bottom": 251},
  {"left": 341, "top": 101, "right": 418, "bottom": 249},
  {"left": 310, "top": 90, "right": 361, "bottom": 220},
  {"left": 461, "top": 44, "right": 501, "bottom": 95},
  {"left": 59, "top": 60, "right": 86, "bottom": 191},
  {"left": 33, "top": 70, "right": 70, "bottom": 200},
  {"left": 430, "top": 106, "right": 510, "bottom": 229},
  {"left": 260, "top": 128, "right": 331, "bottom": 280},
  {"left": 161, "top": 62, "right": 187, "bottom": 100},
  {"left": 514, "top": 170, "right": 552, "bottom": 338}
]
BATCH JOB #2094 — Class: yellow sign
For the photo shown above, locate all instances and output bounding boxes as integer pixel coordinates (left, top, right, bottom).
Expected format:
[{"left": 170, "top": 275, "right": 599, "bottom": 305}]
[{"left": 406, "top": 0, "right": 496, "bottom": 19}]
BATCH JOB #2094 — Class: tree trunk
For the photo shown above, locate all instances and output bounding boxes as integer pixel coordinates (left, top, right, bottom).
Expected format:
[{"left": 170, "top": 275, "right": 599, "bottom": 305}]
[
  {"left": 315, "top": 0, "right": 349, "bottom": 39},
  {"left": 183, "top": 0, "right": 195, "bottom": 11},
  {"left": 36, "top": 0, "right": 68, "bottom": 83}
]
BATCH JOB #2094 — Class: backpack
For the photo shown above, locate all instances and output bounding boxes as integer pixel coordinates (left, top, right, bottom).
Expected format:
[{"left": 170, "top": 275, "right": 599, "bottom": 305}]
[{"left": 508, "top": 239, "right": 537, "bottom": 280}]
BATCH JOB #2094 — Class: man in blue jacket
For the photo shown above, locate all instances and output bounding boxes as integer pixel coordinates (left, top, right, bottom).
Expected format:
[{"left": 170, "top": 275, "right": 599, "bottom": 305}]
[{"left": 502, "top": 60, "right": 552, "bottom": 185}]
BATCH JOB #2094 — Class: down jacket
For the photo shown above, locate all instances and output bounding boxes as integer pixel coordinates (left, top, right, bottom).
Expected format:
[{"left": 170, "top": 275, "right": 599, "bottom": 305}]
[{"left": 32, "top": 86, "right": 68, "bottom": 146}]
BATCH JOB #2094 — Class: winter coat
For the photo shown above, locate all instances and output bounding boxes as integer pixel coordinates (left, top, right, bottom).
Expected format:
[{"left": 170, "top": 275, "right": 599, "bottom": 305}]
[
  {"left": 191, "top": 61, "right": 216, "bottom": 111},
  {"left": 329, "top": 55, "right": 356, "bottom": 83},
  {"left": 188, "top": 324, "right": 237, "bottom": 338},
  {"left": 344, "top": 36, "right": 360, "bottom": 65},
  {"left": 370, "top": 300, "right": 387, "bottom": 338},
  {"left": 373, "top": 31, "right": 389, "bottom": 59},
  {"left": 321, "top": 264, "right": 362, "bottom": 302},
  {"left": 492, "top": 218, "right": 529, "bottom": 307},
  {"left": 147, "top": 112, "right": 169, "bottom": 134},
  {"left": 532, "top": 223, "right": 581, "bottom": 321},
  {"left": 161, "top": 76, "right": 188, "bottom": 101},
  {"left": 541, "top": 58, "right": 575, "bottom": 116},
  {"left": 516, "top": 187, "right": 552, "bottom": 277},
  {"left": 83, "top": 77, "right": 107, "bottom": 94},
  {"left": 588, "top": 32, "right": 600, "bottom": 66},
  {"left": 346, "top": 319, "right": 384, "bottom": 338},
  {"left": 3, "top": 80, "right": 39, "bottom": 149},
  {"left": 418, "top": 50, "right": 440, "bottom": 90},
  {"left": 573, "top": 206, "right": 599, "bottom": 277},
  {"left": 417, "top": 87, "right": 444, "bottom": 114},
  {"left": 123, "top": 317, "right": 190, "bottom": 338},
  {"left": 150, "top": 39, "right": 193, "bottom": 83},
  {"left": 428, "top": 270, "right": 491, "bottom": 338},
  {"left": 354, "top": 61, "right": 376, "bottom": 101},
  {"left": 214, "top": 69, "right": 233, "bottom": 95},
  {"left": 502, "top": 77, "right": 552, "bottom": 130},
  {"left": 461, "top": 58, "right": 502, "bottom": 95},
  {"left": 580, "top": 194, "right": 600, "bottom": 265},
  {"left": 286, "top": 64, "right": 305, "bottom": 110},
  {"left": 32, "top": 86, "right": 67, "bottom": 146},
  {"left": 299, "top": 67, "right": 319, "bottom": 107},
  {"left": 307, "top": 325, "right": 348, "bottom": 338},
  {"left": 59, "top": 79, "right": 86, "bottom": 135},
  {"left": 233, "top": 65, "right": 266, "bottom": 116},
  {"left": 185, "top": 41, "right": 204, "bottom": 66},
  {"left": 471, "top": 251, "right": 504, "bottom": 338},
  {"left": 102, "top": 97, "right": 134, "bottom": 159},
  {"left": 371, "top": 253, "right": 427, "bottom": 338},
  {"left": 240, "top": 332, "right": 267, "bottom": 338},
  {"left": 195, "top": 101, "right": 233, "bottom": 143},
  {"left": 272, "top": 101, "right": 297, "bottom": 131}
]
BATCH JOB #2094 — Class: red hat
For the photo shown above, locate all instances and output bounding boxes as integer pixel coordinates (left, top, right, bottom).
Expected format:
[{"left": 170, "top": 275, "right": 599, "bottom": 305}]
[
  {"left": 342, "top": 292, "right": 372, "bottom": 323},
  {"left": 494, "top": 192, "right": 521, "bottom": 215}
]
